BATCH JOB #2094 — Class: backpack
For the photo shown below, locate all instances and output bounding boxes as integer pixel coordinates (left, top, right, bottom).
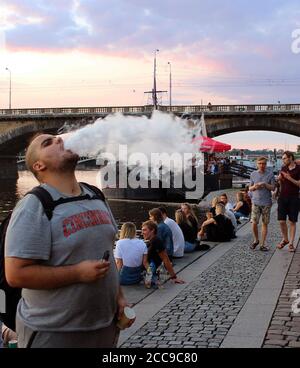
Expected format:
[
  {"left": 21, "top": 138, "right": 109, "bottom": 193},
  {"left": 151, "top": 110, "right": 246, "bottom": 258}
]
[{"left": 0, "top": 182, "right": 105, "bottom": 331}]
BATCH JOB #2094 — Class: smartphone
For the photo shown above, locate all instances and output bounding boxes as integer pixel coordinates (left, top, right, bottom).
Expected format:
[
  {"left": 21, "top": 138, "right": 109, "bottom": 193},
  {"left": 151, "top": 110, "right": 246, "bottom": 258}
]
[{"left": 102, "top": 250, "right": 110, "bottom": 261}]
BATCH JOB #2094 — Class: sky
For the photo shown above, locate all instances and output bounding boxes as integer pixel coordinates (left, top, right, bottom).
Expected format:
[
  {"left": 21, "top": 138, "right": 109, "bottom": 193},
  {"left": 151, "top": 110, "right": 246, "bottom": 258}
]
[{"left": 0, "top": 0, "right": 299, "bottom": 150}]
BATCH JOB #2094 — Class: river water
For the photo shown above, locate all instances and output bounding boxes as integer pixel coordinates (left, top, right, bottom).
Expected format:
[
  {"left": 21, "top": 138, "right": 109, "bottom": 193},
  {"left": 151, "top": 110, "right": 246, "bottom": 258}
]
[{"left": 0, "top": 170, "right": 182, "bottom": 228}]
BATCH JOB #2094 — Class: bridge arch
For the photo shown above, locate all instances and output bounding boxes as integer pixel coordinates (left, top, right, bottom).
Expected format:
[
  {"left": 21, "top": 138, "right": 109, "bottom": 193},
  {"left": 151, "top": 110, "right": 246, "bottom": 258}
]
[
  {"left": 0, "top": 119, "right": 81, "bottom": 179},
  {"left": 206, "top": 115, "right": 300, "bottom": 138},
  {"left": 0, "top": 121, "right": 60, "bottom": 155}
]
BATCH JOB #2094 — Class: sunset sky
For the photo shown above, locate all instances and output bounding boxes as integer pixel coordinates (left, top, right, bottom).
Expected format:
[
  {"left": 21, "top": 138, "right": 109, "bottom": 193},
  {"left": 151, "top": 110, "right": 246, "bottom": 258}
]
[{"left": 0, "top": 0, "right": 299, "bottom": 150}]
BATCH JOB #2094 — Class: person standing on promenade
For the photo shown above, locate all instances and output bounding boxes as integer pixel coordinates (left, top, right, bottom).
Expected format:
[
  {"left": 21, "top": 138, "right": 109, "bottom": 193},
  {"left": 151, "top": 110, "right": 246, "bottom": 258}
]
[
  {"left": 249, "top": 157, "right": 275, "bottom": 251},
  {"left": 4, "top": 134, "right": 130, "bottom": 348},
  {"left": 277, "top": 151, "right": 300, "bottom": 252}
]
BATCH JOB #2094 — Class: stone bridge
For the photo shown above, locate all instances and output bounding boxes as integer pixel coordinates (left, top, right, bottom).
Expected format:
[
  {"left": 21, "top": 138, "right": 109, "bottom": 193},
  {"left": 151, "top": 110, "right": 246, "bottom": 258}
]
[{"left": 1, "top": 103, "right": 300, "bottom": 179}]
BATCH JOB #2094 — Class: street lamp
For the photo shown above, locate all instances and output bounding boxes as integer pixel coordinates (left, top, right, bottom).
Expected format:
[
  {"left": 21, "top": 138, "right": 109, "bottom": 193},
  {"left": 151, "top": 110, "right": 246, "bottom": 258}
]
[
  {"left": 167, "top": 62, "right": 172, "bottom": 109},
  {"left": 5, "top": 67, "right": 11, "bottom": 110}
]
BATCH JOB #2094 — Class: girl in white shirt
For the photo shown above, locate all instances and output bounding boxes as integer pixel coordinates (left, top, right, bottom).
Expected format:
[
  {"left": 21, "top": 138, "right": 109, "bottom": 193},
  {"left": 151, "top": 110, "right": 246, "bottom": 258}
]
[{"left": 115, "top": 222, "right": 149, "bottom": 285}]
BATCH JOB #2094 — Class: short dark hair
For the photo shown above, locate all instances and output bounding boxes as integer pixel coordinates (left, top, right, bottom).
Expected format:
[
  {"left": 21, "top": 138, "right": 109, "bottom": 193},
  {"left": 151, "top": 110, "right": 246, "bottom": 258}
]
[
  {"left": 158, "top": 206, "right": 167, "bottom": 215},
  {"left": 257, "top": 156, "right": 267, "bottom": 163},
  {"left": 282, "top": 151, "right": 295, "bottom": 160},
  {"left": 220, "top": 193, "right": 228, "bottom": 198},
  {"left": 142, "top": 220, "right": 157, "bottom": 234}
]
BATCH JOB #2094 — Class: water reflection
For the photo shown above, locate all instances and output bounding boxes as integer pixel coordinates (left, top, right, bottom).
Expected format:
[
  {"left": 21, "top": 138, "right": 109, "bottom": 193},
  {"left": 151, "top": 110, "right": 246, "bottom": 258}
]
[
  {"left": 0, "top": 180, "right": 18, "bottom": 221},
  {"left": 0, "top": 170, "right": 182, "bottom": 227}
]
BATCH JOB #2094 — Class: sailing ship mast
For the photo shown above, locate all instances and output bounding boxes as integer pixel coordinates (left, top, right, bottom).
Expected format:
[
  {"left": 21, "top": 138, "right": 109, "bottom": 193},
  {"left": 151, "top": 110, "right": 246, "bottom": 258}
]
[{"left": 144, "top": 49, "right": 167, "bottom": 110}]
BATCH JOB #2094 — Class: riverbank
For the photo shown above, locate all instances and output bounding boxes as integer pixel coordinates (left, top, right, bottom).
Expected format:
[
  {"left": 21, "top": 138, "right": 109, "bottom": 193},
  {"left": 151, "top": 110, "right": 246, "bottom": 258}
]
[{"left": 118, "top": 204, "right": 300, "bottom": 348}]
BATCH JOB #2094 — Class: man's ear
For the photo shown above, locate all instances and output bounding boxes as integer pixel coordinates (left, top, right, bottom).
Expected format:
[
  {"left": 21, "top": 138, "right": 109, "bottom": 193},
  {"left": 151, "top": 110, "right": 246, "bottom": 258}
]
[{"left": 32, "top": 160, "right": 46, "bottom": 173}]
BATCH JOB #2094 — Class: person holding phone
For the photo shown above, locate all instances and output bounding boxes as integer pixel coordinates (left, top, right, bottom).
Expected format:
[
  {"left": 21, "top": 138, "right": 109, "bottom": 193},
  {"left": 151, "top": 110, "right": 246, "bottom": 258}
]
[
  {"left": 4, "top": 134, "right": 129, "bottom": 348},
  {"left": 249, "top": 157, "right": 275, "bottom": 251},
  {"left": 277, "top": 151, "right": 300, "bottom": 252}
]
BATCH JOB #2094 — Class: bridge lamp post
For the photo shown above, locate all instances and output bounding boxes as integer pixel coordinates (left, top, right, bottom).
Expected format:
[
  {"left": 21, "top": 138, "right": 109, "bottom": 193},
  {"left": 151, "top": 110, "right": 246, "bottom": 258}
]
[
  {"left": 5, "top": 67, "right": 12, "bottom": 110},
  {"left": 168, "top": 61, "right": 172, "bottom": 110}
]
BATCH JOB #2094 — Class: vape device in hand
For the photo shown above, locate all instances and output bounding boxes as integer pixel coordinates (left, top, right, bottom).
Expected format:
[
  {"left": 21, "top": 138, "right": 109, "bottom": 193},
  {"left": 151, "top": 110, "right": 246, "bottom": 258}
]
[{"left": 102, "top": 250, "right": 110, "bottom": 261}]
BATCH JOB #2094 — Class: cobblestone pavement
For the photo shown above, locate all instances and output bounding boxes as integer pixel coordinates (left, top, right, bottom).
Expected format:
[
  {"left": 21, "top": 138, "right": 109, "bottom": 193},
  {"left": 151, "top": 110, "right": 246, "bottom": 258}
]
[
  {"left": 121, "top": 215, "right": 283, "bottom": 348},
  {"left": 263, "top": 245, "right": 300, "bottom": 348}
]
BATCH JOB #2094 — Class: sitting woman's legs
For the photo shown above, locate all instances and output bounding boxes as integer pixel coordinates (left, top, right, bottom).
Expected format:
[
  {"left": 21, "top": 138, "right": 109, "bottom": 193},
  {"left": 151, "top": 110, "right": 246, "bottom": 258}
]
[
  {"left": 184, "top": 241, "right": 196, "bottom": 253},
  {"left": 119, "top": 265, "right": 143, "bottom": 285}
]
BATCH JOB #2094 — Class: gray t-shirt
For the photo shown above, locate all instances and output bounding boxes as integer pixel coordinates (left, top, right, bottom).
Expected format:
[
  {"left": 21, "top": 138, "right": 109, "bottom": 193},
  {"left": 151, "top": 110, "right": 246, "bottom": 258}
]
[
  {"left": 5, "top": 183, "right": 119, "bottom": 332},
  {"left": 250, "top": 169, "right": 275, "bottom": 206}
]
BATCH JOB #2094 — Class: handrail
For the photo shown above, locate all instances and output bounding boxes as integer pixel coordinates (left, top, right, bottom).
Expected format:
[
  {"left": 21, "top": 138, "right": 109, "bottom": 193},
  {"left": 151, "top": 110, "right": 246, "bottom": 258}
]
[{"left": 1, "top": 104, "right": 300, "bottom": 117}]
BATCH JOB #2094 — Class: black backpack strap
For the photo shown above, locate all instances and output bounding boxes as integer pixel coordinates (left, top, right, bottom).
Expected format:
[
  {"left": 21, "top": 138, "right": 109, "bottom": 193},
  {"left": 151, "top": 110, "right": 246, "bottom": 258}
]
[
  {"left": 0, "top": 213, "right": 12, "bottom": 285},
  {"left": 27, "top": 184, "right": 105, "bottom": 221},
  {"left": 79, "top": 182, "right": 106, "bottom": 202},
  {"left": 27, "top": 186, "right": 55, "bottom": 221}
]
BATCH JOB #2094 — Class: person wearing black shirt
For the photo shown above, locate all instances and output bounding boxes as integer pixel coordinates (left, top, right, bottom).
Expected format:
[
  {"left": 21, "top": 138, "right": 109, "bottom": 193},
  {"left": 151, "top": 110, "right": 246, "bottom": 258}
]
[
  {"left": 175, "top": 209, "right": 197, "bottom": 252},
  {"left": 233, "top": 191, "right": 250, "bottom": 219},
  {"left": 277, "top": 151, "right": 300, "bottom": 252},
  {"left": 199, "top": 203, "right": 235, "bottom": 242},
  {"left": 181, "top": 203, "right": 199, "bottom": 240}
]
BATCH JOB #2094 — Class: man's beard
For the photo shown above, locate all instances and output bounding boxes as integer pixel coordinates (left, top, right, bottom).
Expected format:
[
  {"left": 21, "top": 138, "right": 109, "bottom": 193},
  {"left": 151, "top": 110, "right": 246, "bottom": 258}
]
[{"left": 58, "top": 152, "right": 80, "bottom": 172}]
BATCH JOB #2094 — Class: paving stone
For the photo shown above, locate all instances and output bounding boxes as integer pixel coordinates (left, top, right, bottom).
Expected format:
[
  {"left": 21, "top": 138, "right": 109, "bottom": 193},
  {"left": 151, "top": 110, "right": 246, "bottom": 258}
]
[
  {"left": 268, "top": 328, "right": 284, "bottom": 333},
  {"left": 285, "top": 336, "right": 299, "bottom": 342},
  {"left": 183, "top": 346, "right": 196, "bottom": 348},
  {"left": 144, "top": 344, "right": 158, "bottom": 348},
  {"left": 266, "top": 334, "right": 284, "bottom": 340},
  {"left": 263, "top": 345, "right": 282, "bottom": 349},
  {"left": 183, "top": 341, "right": 195, "bottom": 345},
  {"left": 274, "top": 317, "right": 291, "bottom": 321},
  {"left": 290, "top": 327, "right": 300, "bottom": 333},
  {"left": 288, "top": 341, "right": 300, "bottom": 348},
  {"left": 282, "top": 331, "right": 300, "bottom": 337},
  {"left": 191, "top": 337, "right": 209, "bottom": 342},
  {"left": 168, "top": 340, "right": 183, "bottom": 345},
  {"left": 208, "top": 343, "right": 221, "bottom": 348}
]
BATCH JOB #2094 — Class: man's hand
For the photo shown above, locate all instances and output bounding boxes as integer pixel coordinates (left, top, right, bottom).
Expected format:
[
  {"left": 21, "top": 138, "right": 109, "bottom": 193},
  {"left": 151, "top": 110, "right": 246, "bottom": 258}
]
[
  {"left": 116, "top": 293, "right": 135, "bottom": 328},
  {"left": 281, "top": 171, "right": 291, "bottom": 181},
  {"left": 76, "top": 260, "right": 110, "bottom": 283},
  {"left": 251, "top": 183, "right": 260, "bottom": 191},
  {"left": 255, "top": 182, "right": 265, "bottom": 189}
]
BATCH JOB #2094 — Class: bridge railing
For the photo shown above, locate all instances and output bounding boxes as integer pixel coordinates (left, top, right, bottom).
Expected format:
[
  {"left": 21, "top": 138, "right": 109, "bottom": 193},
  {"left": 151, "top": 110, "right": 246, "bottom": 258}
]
[{"left": 1, "top": 104, "right": 300, "bottom": 117}]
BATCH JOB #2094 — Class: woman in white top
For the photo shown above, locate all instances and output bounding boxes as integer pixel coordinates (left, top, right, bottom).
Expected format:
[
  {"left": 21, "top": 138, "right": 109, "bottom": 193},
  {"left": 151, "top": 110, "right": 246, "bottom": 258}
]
[{"left": 115, "top": 222, "right": 149, "bottom": 285}]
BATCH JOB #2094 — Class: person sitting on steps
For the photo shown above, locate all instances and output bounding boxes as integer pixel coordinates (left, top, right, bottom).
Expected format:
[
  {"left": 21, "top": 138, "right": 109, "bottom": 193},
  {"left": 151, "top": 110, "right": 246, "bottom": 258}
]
[{"left": 198, "top": 203, "right": 235, "bottom": 242}]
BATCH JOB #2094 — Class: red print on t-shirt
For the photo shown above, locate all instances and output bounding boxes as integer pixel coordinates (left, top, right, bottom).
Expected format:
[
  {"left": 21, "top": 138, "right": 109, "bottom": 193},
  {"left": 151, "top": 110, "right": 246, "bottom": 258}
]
[{"left": 63, "top": 210, "right": 111, "bottom": 238}]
